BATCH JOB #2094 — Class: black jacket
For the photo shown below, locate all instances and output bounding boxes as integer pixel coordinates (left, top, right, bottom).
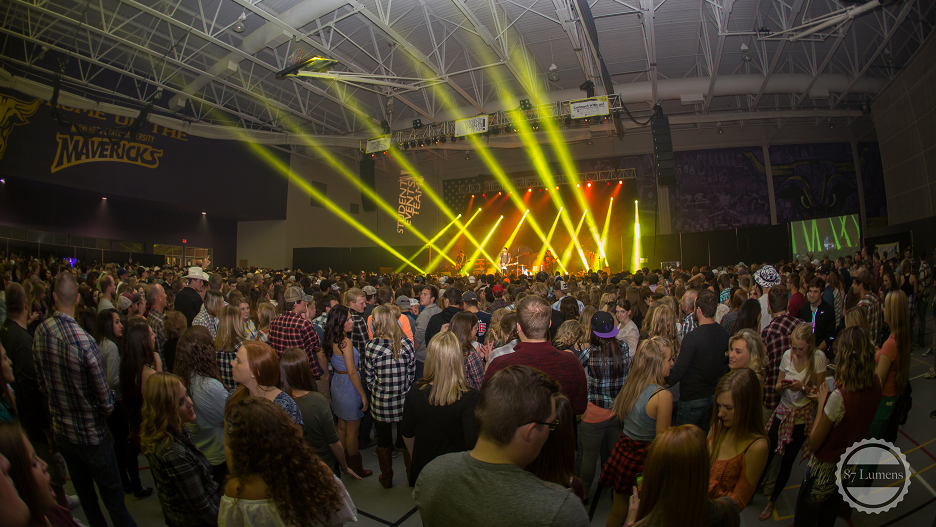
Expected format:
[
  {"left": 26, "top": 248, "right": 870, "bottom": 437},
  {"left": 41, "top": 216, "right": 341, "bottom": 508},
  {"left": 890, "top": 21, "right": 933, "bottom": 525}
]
[
  {"left": 797, "top": 300, "right": 836, "bottom": 354},
  {"left": 175, "top": 287, "right": 203, "bottom": 327},
  {"left": 425, "top": 306, "right": 463, "bottom": 347}
]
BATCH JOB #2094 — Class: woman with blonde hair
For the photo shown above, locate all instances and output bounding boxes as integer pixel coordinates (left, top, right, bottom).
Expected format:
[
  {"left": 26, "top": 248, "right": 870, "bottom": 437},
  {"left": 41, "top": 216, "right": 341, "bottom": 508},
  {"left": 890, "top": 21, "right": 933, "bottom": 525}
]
[
  {"left": 794, "top": 327, "right": 881, "bottom": 525},
  {"left": 221, "top": 398, "right": 357, "bottom": 527},
  {"left": 621, "top": 425, "right": 740, "bottom": 527},
  {"left": 758, "top": 323, "right": 826, "bottom": 520},
  {"left": 868, "top": 290, "right": 910, "bottom": 441},
  {"left": 645, "top": 304, "right": 680, "bottom": 357},
  {"left": 364, "top": 305, "right": 416, "bottom": 488},
  {"left": 599, "top": 293, "right": 617, "bottom": 313},
  {"left": 215, "top": 305, "right": 247, "bottom": 388},
  {"left": 578, "top": 306, "right": 597, "bottom": 347},
  {"left": 708, "top": 368, "right": 768, "bottom": 510},
  {"left": 601, "top": 337, "right": 675, "bottom": 526},
  {"left": 552, "top": 320, "right": 586, "bottom": 355},
  {"left": 140, "top": 372, "right": 220, "bottom": 527},
  {"left": 727, "top": 329, "right": 767, "bottom": 384},
  {"left": 484, "top": 308, "right": 510, "bottom": 348},
  {"left": 255, "top": 302, "right": 276, "bottom": 343},
  {"left": 401, "top": 332, "right": 479, "bottom": 487}
]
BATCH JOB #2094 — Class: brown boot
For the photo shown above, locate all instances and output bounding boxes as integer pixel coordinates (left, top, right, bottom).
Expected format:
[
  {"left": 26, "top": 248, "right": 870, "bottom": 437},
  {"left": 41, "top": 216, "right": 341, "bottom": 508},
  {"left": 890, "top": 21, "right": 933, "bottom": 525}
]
[
  {"left": 347, "top": 453, "right": 373, "bottom": 478},
  {"left": 376, "top": 447, "right": 393, "bottom": 488},
  {"left": 402, "top": 448, "right": 412, "bottom": 485}
]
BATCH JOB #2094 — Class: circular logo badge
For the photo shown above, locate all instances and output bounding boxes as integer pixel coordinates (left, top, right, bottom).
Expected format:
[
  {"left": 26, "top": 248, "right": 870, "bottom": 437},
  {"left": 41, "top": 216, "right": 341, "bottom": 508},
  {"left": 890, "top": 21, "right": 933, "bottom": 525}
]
[{"left": 837, "top": 439, "right": 912, "bottom": 514}]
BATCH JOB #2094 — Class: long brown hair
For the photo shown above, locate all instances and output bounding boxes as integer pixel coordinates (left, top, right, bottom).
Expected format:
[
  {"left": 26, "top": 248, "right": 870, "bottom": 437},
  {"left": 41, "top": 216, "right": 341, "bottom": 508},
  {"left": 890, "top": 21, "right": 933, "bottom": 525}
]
[
  {"left": 279, "top": 347, "right": 317, "bottom": 397},
  {"left": 884, "top": 290, "right": 911, "bottom": 393},
  {"left": 139, "top": 372, "right": 185, "bottom": 456},
  {"left": 708, "top": 369, "right": 765, "bottom": 468},
  {"left": 215, "top": 304, "right": 246, "bottom": 351},
  {"left": 0, "top": 422, "right": 47, "bottom": 523},
  {"left": 372, "top": 304, "right": 404, "bottom": 360},
  {"left": 224, "top": 341, "right": 280, "bottom": 419},
  {"left": 174, "top": 325, "right": 226, "bottom": 392},
  {"left": 225, "top": 398, "right": 345, "bottom": 527},
  {"left": 450, "top": 311, "right": 478, "bottom": 357},
  {"left": 636, "top": 425, "right": 738, "bottom": 527}
]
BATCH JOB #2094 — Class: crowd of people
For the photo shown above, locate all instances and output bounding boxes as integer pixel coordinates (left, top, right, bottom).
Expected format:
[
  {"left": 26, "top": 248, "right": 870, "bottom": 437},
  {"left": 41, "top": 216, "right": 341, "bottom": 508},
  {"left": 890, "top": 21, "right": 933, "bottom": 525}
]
[{"left": 0, "top": 244, "right": 931, "bottom": 527}]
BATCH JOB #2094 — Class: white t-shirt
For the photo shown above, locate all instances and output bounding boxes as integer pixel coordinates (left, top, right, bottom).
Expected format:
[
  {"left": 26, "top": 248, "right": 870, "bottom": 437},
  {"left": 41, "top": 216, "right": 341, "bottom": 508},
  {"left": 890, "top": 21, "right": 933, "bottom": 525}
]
[
  {"left": 779, "top": 348, "right": 828, "bottom": 411},
  {"left": 823, "top": 389, "right": 845, "bottom": 426}
]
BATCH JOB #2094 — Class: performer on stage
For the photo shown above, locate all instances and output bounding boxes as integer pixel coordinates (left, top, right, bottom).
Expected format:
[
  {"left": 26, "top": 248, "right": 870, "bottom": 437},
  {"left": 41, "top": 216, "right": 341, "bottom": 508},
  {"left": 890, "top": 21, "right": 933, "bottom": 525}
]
[
  {"left": 543, "top": 250, "right": 554, "bottom": 274},
  {"left": 499, "top": 247, "right": 510, "bottom": 273},
  {"left": 455, "top": 250, "right": 467, "bottom": 269}
]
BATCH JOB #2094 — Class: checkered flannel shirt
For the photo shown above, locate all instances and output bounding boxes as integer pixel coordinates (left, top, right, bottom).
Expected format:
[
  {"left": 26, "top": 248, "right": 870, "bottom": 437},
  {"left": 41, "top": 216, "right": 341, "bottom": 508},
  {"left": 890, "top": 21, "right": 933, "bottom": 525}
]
[
  {"left": 678, "top": 312, "right": 698, "bottom": 341},
  {"left": 148, "top": 309, "right": 167, "bottom": 357},
  {"left": 464, "top": 348, "right": 485, "bottom": 391},
  {"left": 579, "top": 343, "right": 633, "bottom": 409},
  {"left": 350, "top": 311, "right": 369, "bottom": 368},
  {"left": 33, "top": 312, "right": 114, "bottom": 445},
  {"left": 216, "top": 348, "right": 238, "bottom": 389},
  {"left": 363, "top": 337, "right": 416, "bottom": 422},
  {"left": 147, "top": 428, "right": 219, "bottom": 526},
  {"left": 858, "top": 292, "right": 884, "bottom": 347},
  {"left": 918, "top": 261, "right": 931, "bottom": 302},
  {"left": 192, "top": 305, "right": 219, "bottom": 339},
  {"left": 760, "top": 313, "right": 800, "bottom": 411},
  {"left": 268, "top": 311, "right": 323, "bottom": 378}
]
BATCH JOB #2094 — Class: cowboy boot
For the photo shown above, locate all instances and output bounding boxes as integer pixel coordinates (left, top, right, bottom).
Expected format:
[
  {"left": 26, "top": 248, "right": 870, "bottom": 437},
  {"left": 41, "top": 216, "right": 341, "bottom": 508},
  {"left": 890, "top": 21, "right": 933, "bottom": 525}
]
[
  {"left": 347, "top": 453, "right": 373, "bottom": 478},
  {"left": 376, "top": 447, "right": 394, "bottom": 488}
]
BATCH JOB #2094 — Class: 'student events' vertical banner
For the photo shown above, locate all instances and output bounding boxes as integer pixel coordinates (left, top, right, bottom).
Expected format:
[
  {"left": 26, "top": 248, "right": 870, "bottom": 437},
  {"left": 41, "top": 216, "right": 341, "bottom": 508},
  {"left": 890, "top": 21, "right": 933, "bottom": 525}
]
[{"left": 376, "top": 171, "right": 439, "bottom": 245}]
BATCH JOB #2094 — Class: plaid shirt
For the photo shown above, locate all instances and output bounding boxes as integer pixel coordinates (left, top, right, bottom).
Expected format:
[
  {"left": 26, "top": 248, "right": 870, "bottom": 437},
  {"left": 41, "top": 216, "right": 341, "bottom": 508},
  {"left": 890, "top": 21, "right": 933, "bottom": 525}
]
[
  {"left": 760, "top": 313, "right": 800, "bottom": 411},
  {"left": 146, "top": 428, "right": 220, "bottom": 527},
  {"left": 918, "top": 261, "right": 932, "bottom": 302},
  {"left": 269, "top": 312, "right": 323, "bottom": 378},
  {"left": 350, "top": 311, "right": 369, "bottom": 368},
  {"left": 216, "top": 349, "right": 237, "bottom": 389},
  {"left": 312, "top": 312, "right": 328, "bottom": 336},
  {"left": 678, "top": 312, "right": 697, "bottom": 342},
  {"left": 363, "top": 337, "right": 416, "bottom": 422},
  {"left": 148, "top": 309, "right": 167, "bottom": 357},
  {"left": 485, "top": 298, "right": 509, "bottom": 314},
  {"left": 579, "top": 344, "right": 633, "bottom": 409},
  {"left": 464, "top": 348, "right": 485, "bottom": 391},
  {"left": 192, "top": 305, "right": 218, "bottom": 339},
  {"left": 858, "top": 292, "right": 884, "bottom": 347},
  {"left": 33, "top": 312, "right": 114, "bottom": 445}
]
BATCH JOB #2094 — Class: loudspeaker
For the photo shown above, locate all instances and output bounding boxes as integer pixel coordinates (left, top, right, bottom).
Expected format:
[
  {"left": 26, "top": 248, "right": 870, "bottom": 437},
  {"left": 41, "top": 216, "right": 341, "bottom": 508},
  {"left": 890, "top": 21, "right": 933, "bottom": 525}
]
[
  {"left": 360, "top": 157, "right": 376, "bottom": 212},
  {"left": 651, "top": 106, "right": 676, "bottom": 187}
]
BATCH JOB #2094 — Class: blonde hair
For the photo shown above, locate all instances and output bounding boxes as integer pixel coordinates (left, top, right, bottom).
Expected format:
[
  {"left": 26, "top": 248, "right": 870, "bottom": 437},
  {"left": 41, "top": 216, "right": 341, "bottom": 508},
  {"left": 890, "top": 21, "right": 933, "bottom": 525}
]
[
  {"left": 372, "top": 305, "right": 404, "bottom": 360},
  {"left": 599, "top": 293, "right": 617, "bottom": 313},
  {"left": 834, "top": 327, "right": 877, "bottom": 392},
  {"left": 420, "top": 332, "right": 469, "bottom": 406},
  {"left": 486, "top": 308, "right": 510, "bottom": 347},
  {"left": 344, "top": 287, "right": 365, "bottom": 306},
  {"left": 728, "top": 329, "right": 767, "bottom": 383},
  {"left": 139, "top": 372, "right": 185, "bottom": 456},
  {"left": 553, "top": 320, "right": 584, "bottom": 348},
  {"left": 256, "top": 302, "right": 276, "bottom": 331},
  {"left": 844, "top": 306, "right": 869, "bottom": 333},
  {"left": 203, "top": 289, "right": 224, "bottom": 318},
  {"left": 884, "top": 290, "right": 910, "bottom": 393},
  {"left": 578, "top": 306, "right": 597, "bottom": 346},
  {"left": 215, "top": 304, "right": 247, "bottom": 351},
  {"left": 612, "top": 337, "right": 672, "bottom": 421},
  {"left": 790, "top": 323, "right": 820, "bottom": 389},
  {"left": 647, "top": 304, "right": 680, "bottom": 355}
]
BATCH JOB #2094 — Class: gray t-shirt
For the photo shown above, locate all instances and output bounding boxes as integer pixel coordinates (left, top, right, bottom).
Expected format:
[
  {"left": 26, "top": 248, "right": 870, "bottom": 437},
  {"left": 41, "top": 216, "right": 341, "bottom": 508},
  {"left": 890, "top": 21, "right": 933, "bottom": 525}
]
[{"left": 414, "top": 451, "right": 589, "bottom": 527}]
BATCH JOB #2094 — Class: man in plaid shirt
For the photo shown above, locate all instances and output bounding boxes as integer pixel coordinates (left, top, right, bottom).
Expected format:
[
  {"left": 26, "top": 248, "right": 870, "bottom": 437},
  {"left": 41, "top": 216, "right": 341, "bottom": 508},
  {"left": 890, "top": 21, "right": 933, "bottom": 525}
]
[
  {"left": 33, "top": 273, "right": 137, "bottom": 527},
  {"left": 146, "top": 283, "right": 168, "bottom": 358},
  {"left": 269, "top": 287, "right": 326, "bottom": 381},
  {"left": 853, "top": 268, "right": 884, "bottom": 347},
  {"left": 677, "top": 289, "right": 699, "bottom": 343},
  {"left": 760, "top": 285, "right": 799, "bottom": 417},
  {"left": 346, "top": 287, "right": 376, "bottom": 447}
]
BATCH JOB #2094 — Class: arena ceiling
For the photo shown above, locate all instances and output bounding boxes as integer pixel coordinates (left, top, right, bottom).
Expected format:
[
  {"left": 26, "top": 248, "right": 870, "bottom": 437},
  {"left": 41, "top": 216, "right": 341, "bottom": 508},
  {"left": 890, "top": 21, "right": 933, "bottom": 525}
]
[{"left": 1, "top": 0, "right": 933, "bottom": 153}]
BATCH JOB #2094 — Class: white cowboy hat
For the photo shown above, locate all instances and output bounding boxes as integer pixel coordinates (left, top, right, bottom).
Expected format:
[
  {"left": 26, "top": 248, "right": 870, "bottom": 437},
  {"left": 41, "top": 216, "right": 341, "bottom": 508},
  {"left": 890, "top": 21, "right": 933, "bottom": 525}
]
[{"left": 184, "top": 267, "right": 209, "bottom": 281}]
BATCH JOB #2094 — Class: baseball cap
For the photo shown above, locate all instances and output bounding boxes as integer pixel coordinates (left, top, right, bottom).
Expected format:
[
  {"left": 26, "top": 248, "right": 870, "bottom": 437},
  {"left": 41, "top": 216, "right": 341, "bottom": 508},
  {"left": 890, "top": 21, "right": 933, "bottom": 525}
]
[
  {"left": 117, "top": 295, "right": 133, "bottom": 312},
  {"left": 468, "top": 276, "right": 476, "bottom": 284},
  {"left": 462, "top": 291, "right": 478, "bottom": 303},
  {"left": 117, "top": 268, "right": 128, "bottom": 277},
  {"left": 284, "top": 287, "right": 307, "bottom": 303},
  {"left": 817, "top": 264, "right": 831, "bottom": 275},
  {"left": 560, "top": 281, "right": 569, "bottom": 291},
  {"left": 754, "top": 265, "right": 781, "bottom": 288},
  {"left": 394, "top": 295, "right": 411, "bottom": 310},
  {"left": 591, "top": 311, "right": 619, "bottom": 339},
  {"left": 363, "top": 285, "right": 377, "bottom": 296}
]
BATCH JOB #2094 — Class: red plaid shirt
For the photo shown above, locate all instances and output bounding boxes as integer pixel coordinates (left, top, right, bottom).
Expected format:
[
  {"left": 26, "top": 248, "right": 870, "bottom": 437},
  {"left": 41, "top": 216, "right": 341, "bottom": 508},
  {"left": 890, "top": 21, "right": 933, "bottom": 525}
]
[
  {"left": 760, "top": 313, "right": 800, "bottom": 411},
  {"left": 858, "top": 293, "right": 884, "bottom": 347},
  {"left": 269, "top": 311, "right": 322, "bottom": 378}
]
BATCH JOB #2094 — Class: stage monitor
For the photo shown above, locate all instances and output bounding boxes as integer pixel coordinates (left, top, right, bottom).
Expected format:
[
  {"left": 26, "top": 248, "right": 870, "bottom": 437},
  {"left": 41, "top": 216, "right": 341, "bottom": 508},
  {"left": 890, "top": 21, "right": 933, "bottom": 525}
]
[{"left": 790, "top": 214, "right": 860, "bottom": 263}]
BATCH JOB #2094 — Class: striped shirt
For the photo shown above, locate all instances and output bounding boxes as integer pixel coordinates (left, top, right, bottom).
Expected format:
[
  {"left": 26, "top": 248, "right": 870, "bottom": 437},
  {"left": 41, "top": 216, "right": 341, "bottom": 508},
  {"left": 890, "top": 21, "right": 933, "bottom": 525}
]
[{"left": 33, "top": 312, "right": 114, "bottom": 445}]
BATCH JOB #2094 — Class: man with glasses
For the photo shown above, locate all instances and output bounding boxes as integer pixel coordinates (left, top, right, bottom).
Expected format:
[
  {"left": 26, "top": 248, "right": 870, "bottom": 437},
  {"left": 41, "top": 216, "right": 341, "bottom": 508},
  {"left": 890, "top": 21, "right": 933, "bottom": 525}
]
[{"left": 415, "top": 365, "right": 589, "bottom": 526}]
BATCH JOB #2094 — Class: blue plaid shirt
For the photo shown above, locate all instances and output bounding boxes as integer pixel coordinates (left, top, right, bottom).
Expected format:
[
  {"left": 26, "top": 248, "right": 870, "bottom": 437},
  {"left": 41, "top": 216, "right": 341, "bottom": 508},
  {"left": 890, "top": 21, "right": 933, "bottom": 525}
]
[
  {"left": 579, "top": 343, "right": 632, "bottom": 409},
  {"left": 33, "top": 312, "right": 114, "bottom": 445}
]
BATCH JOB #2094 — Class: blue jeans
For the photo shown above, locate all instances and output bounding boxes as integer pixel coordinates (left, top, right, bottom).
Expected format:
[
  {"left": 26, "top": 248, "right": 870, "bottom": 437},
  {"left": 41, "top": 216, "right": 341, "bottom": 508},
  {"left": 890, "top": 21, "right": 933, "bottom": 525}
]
[
  {"left": 673, "top": 397, "right": 714, "bottom": 434},
  {"left": 55, "top": 435, "right": 137, "bottom": 527}
]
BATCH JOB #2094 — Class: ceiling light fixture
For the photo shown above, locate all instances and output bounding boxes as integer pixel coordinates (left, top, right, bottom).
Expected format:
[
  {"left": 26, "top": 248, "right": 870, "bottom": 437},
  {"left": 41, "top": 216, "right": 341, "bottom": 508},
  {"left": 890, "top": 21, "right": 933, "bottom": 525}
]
[
  {"left": 233, "top": 12, "right": 246, "bottom": 33},
  {"left": 547, "top": 63, "right": 560, "bottom": 82}
]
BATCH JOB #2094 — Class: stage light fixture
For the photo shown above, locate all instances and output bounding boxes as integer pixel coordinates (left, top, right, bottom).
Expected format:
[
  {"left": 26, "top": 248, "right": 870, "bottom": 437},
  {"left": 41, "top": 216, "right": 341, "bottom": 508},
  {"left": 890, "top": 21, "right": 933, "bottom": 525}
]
[
  {"left": 527, "top": 188, "right": 532, "bottom": 193},
  {"left": 482, "top": 193, "right": 486, "bottom": 197},
  {"left": 418, "top": 140, "right": 424, "bottom": 147},
  {"left": 465, "top": 153, "right": 470, "bottom": 160},
  {"left": 440, "top": 136, "right": 447, "bottom": 143},
  {"left": 576, "top": 183, "right": 580, "bottom": 188},
  {"left": 519, "top": 99, "right": 532, "bottom": 111},
  {"left": 491, "top": 126, "right": 500, "bottom": 135},
  {"left": 547, "top": 63, "right": 560, "bottom": 82},
  {"left": 412, "top": 119, "right": 423, "bottom": 129},
  {"left": 532, "top": 120, "right": 539, "bottom": 130},
  {"left": 201, "top": 212, "right": 206, "bottom": 215},
  {"left": 607, "top": 181, "right": 610, "bottom": 185},
  {"left": 498, "top": 192, "right": 501, "bottom": 195},
  {"left": 381, "top": 120, "right": 391, "bottom": 134},
  {"left": 618, "top": 180, "right": 622, "bottom": 185},
  {"left": 233, "top": 12, "right": 246, "bottom": 32},
  {"left": 587, "top": 182, "right": 592, "bottom": 187},
  {"left": 102, "top": 196, "right": 107, "bottom": 200},
  {"left": 450, "top": 135, "right": 457, "bottom": 142}
]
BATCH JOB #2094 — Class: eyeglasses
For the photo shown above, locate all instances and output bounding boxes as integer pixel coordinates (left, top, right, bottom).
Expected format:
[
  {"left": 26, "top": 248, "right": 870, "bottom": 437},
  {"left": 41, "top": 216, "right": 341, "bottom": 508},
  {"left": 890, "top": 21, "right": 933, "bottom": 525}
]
[{"left": 528, "top": 418, "right": 560, "bottom": 431}]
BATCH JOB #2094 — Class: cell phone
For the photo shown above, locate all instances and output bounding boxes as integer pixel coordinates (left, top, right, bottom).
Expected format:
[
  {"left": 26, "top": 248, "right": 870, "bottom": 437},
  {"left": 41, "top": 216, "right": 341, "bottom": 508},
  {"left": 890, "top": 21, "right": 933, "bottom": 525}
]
[
  {"left": 781, "top": 379, "right": 793, "bottom": 384},
  {"left": 636, "top": 474, "right": 643, "bottom": 490},
  {"left": 826, "top": 377, "right": 835, "bottom": 392}
]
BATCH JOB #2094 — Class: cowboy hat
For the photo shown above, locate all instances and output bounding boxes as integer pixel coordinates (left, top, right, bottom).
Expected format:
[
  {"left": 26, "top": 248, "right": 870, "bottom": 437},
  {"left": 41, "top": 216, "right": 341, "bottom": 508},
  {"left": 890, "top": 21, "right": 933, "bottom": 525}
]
[{"left": 184, "top": 267, "right": 209, "bottom": 281}]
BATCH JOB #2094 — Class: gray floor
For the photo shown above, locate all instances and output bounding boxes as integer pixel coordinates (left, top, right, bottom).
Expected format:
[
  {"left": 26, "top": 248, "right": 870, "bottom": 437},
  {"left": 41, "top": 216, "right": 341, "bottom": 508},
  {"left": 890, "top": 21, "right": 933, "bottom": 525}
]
[{"left": 68, "top": 317, "right": 936, "bottom": 527}]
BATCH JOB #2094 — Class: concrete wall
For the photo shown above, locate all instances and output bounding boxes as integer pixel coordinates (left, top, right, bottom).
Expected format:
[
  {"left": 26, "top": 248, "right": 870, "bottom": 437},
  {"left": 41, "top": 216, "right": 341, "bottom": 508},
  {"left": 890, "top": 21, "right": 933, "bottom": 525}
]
[
  {"left": 871, "top": 33, "right": 936, "bottom": 224},
  {"left": 236, "top": 220, "right": 286, "bottom": 269}
]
